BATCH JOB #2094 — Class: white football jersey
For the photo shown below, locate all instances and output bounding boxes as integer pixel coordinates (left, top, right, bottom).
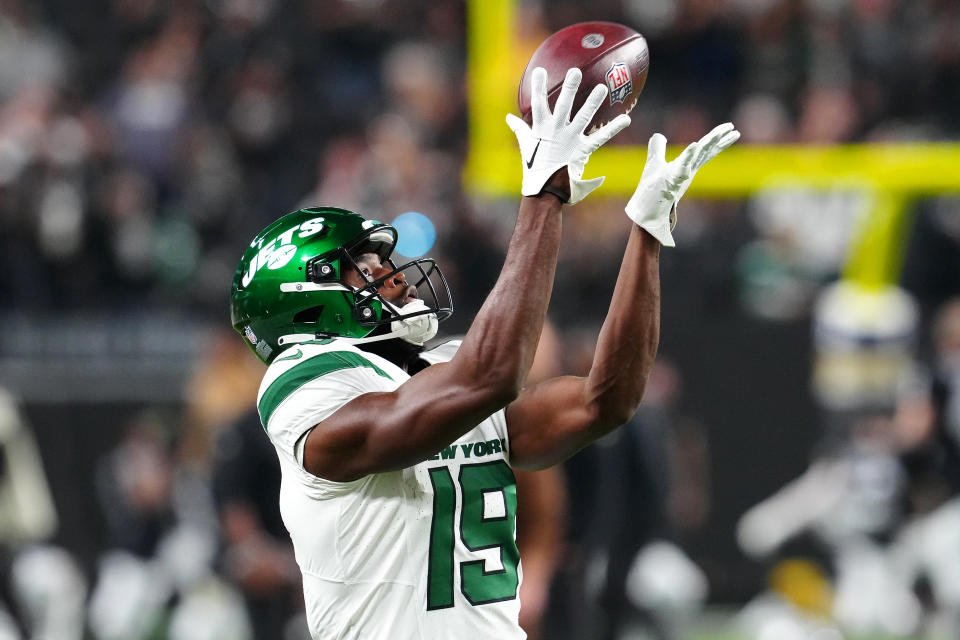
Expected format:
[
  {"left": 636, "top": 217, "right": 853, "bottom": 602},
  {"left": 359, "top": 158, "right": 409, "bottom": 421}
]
[{"left": 257, "top": 338, "right": 525, "bottom": 640}]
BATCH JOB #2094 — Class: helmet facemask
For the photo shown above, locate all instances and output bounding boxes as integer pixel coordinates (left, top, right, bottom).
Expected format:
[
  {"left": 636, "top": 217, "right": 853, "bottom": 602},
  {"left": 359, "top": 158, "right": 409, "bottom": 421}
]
[
  {"left": 325, "top": 251, "right": 452, "bottom": 346},
  {"left": 350, "top": 257, "right": 453, "bottom": 345},
  {"left": 277, "top": 241, "right": 452, "bottom": 349}
]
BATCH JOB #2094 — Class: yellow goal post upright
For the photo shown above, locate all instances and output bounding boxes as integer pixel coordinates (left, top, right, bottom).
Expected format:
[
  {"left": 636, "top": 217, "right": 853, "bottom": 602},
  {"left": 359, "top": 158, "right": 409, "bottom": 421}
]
[{"left": 464, "top": 0, "right": 960, "bottom": 289}]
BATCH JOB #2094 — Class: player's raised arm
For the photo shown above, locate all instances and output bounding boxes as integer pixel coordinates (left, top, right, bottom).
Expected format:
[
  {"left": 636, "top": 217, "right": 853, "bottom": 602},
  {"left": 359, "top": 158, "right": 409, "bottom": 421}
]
[
  {"left": 300, "top": 68, "right": 630, "bottom": 482},
  {"left": 506, "top": 123, "right": 740, "bottom": 470}
]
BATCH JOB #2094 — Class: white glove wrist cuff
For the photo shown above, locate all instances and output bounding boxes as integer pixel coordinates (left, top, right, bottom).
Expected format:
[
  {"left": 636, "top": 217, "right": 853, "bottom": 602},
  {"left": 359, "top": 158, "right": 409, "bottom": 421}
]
[
  {"left": 568, "top": 176, "right": 604, "bottom": 205},
  {"left": 521, "top": 169, "right": 562, "bottom": 197},
  {"left": 636, "top": 219, "right": 676, "bottom": 247}
]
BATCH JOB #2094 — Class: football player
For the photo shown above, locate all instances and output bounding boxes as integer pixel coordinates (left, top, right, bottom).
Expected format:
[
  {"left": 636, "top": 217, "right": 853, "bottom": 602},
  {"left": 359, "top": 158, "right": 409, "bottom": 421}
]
[{"left": 229, "top": 67, "right": 739, "bottom": 639}]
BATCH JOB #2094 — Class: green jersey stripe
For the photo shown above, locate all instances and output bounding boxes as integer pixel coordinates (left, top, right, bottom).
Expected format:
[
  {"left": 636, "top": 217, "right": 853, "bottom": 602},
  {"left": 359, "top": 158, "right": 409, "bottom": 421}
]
[{"left": 258, "top": 351, "right": 394, "bottom": 429}]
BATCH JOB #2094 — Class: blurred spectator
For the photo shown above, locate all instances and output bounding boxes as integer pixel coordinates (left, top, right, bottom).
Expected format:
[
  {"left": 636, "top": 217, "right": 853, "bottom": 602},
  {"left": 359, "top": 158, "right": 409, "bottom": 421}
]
[
  {"left": 10, "top": 546, "right": 86, "bottom": 640},
  {"left": 898, "top": 298, "right": 960, "bottom": 508},
  {"left": 88, "top": 405, "right": 256, "bottom": 640},
  {"left": 547, "top": 327, "right": 710, "bottom": 640},
  {"left": 882, "top": 298, "right": 960, "bottom": 639},
  {"left": 515, "top": 465, "right": 566, "bottom": 640},
  {"left": 178, "top": 330, "right": 307, "bottom": 639},
  {"left": 515, "top": 321, "right": 568, "bottom": 640},
  {"left": 212, "top": 408, "right": 304, "bottom": 640},
  {"left": 736, "top": 282, "right": 929, "bottom": 638},
  {"left": 180, "top": 331, "right": 264, "bottom": 468},
  {"left": 94, "top": 414, "right": 178, "bottom": 556},
  {"left": 0, "top": 1, "right": 65, "bottom": 102},
  {"left": 0, "top": 389, "right": 62, "bottom": 639}
]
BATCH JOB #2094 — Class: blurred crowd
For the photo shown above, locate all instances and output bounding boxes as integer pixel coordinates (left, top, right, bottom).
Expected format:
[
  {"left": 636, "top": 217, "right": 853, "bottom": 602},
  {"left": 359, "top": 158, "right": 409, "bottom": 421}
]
[
  {"left": 0, "top": 0, "right": 959, "bottom": 639},
  {"left": 0, "top": 0, "right": 957, "bottom": 317}
]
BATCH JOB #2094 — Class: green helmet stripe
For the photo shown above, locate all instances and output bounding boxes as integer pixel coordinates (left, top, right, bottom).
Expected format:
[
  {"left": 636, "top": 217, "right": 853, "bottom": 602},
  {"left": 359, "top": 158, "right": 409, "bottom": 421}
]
[{"left": 258, "top": 351, "right": 394, "bottom": 429}]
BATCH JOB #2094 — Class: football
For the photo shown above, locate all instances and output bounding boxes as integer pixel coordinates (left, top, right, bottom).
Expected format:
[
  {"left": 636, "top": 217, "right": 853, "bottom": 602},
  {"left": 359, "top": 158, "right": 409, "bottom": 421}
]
[{"left": 518, "top": 21, "right": 649, "bottom": 132}]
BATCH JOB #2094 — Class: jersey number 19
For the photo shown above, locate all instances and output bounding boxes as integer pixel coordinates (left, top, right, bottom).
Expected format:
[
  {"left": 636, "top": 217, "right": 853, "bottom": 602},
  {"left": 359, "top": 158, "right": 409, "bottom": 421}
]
[{"left": 426, "top": 460, "right": 520, "bottom": 610}]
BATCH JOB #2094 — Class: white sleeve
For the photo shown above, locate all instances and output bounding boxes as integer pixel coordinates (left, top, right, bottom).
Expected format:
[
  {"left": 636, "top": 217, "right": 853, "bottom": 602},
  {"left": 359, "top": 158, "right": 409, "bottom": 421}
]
[{"left": 263, "top": 364, "right": 397, "bottom": 494}]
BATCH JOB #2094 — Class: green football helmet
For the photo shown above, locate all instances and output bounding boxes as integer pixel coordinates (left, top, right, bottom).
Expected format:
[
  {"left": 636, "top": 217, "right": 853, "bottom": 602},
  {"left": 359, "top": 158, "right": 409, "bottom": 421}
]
[{"left": 230, "top": 206, "right": 452, "bottom": 364}]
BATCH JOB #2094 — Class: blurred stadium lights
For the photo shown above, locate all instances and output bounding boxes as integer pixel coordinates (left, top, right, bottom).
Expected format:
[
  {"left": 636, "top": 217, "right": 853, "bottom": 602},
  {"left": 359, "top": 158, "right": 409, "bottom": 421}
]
[
  {"left": 464, "top": 0, "right": 960, "bottom": 289},
  {"left": 391, "top": 211, "right": 438, "bottom": 258}
]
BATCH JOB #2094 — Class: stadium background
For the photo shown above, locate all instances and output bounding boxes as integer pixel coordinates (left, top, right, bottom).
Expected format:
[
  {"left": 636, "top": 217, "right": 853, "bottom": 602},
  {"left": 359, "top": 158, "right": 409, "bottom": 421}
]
[{"left": 0, "top": 0, "right": 958, "bottom": 638}]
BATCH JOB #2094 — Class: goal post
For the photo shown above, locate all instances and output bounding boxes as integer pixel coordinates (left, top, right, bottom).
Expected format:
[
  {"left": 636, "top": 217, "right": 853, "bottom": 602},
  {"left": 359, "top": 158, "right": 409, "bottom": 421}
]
[{"left": 464, "top": 0, "right": 960, "bottom": 287}]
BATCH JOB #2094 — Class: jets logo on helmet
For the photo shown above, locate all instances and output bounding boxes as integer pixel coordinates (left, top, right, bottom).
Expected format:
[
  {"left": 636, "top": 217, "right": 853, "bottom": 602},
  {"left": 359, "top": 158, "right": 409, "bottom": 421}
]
[
  {"left": 230, "top": 207, "right": 453, "bottom": 364},
  {"left": 241, "top": 217, "right": 327, "bottom": 287}
]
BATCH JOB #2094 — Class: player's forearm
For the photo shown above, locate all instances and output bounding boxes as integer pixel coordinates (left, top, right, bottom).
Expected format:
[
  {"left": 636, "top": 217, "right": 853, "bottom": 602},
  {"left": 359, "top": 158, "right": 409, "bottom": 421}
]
[
  {"left": 584, "top": 225, "right": 661, "bottom": 430},
  {"left": 304, "top": 178, "right": 567, "bottom": 482},
  {"left": 453, "top": 190, "right": 564, "bottom": 404},
  {"left": 328, "top": 193, "right": 565, "bottom": 478}
]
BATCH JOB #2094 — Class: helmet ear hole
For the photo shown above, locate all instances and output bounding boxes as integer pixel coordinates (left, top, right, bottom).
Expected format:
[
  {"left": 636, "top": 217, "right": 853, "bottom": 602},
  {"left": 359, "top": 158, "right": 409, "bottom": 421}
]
[
  {"left": 293, "top": 305, "right": 325, "bottom": 324},
  {"left": 308, "top": 260, "right": 337, "bottom": 282}
]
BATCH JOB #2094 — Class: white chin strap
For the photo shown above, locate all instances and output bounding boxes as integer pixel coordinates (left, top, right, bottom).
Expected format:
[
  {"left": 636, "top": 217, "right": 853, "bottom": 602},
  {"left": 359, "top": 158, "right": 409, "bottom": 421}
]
[
  {"left": 278, "top": 300, "right": 438, "bottom": 348},
  {"left": 386, "top": 299, "right": 439, "bottom": 346}
]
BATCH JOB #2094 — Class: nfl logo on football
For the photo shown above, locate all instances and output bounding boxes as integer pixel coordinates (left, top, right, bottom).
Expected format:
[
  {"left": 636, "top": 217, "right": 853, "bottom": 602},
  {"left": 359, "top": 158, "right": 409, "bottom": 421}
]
[{"left": 605, "top": 62, "right": 632, "bottom": 105}]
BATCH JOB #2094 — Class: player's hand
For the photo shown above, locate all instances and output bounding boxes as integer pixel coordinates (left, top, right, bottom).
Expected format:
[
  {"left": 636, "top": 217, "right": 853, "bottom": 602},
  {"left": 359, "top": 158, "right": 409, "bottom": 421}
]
[
  {"left": 626, "top": 122, "right": 740, "bottom": 246},
  {"left": 506, "top": 67, "right": 630, "bottom": 205}
]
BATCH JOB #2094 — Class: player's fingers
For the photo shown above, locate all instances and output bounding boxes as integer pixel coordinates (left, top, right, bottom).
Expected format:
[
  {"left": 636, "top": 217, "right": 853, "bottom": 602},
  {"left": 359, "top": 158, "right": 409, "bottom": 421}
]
[
  {"left": 693, "top": 139, "right": 716, "bottom": 169},
  {"left": 694, "top": 127, "right": 740, "bottom": 169},
  {"left": 693, "top": 122, "right": 734, "bottom": 155},
  {"left": 646, "top": 133, "right": 667, "bottom": 166},
  {"left": 530, "top": 67, "right": 550, "bottom": 124},
  {"left": 572, "top": 82, "right": 609, "bottom": 132},
  {"left": 700, "top": 122, "right": 735, "bottom": 145},
  {"left": 505, "top": 113, "right": 526, "bottom": 135},
  {"left": 554, "top": 67, "right": 583, "bottom": 122},
  {"left": 586, "top": 113, "right": 630, "bottom": 150},
  {"left": 674, "top": 140, "right": 697, "bottom": 171},
  {"left": 718, "top": 129, "right": 741, "bottom": 150}
]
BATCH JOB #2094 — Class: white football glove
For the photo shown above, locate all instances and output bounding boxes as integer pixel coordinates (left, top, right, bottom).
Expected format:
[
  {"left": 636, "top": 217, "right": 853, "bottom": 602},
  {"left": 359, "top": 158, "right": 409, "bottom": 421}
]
[
  {"left": 506, "top": 67, "right": 631, "bottom": 205},
  {"left": 626, "top": 122, "right": 740, "bottom": 247}
]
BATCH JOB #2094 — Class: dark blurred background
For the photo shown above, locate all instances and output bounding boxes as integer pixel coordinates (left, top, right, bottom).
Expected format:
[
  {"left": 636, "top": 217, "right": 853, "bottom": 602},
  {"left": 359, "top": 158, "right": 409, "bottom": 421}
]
[{"left": 0, "top": 0, "right": 959, "bottom": 639}]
